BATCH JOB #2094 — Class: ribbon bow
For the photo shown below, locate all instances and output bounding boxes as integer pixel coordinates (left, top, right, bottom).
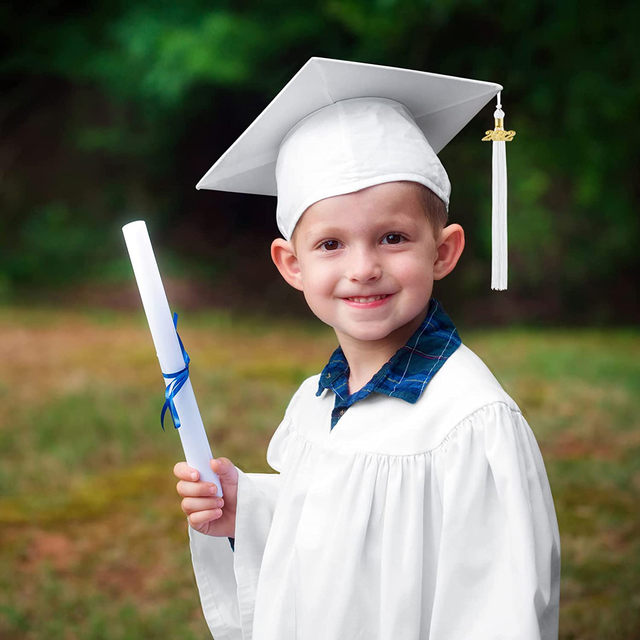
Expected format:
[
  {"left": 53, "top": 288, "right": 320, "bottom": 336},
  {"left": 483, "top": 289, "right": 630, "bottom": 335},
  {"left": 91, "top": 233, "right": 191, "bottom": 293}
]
[{"left": 160, "top": 312, "right": 190, "bottom": 430}]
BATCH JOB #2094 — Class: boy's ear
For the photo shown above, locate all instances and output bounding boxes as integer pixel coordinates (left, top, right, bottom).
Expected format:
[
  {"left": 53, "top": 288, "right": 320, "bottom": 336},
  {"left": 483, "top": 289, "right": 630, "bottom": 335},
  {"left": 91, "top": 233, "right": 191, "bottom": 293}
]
[
  {"left": 433, "top": 223, "right": 465, "bottom": 281},
  {"left": 271, "top": 238, "right": 304, "bottom": 291}
]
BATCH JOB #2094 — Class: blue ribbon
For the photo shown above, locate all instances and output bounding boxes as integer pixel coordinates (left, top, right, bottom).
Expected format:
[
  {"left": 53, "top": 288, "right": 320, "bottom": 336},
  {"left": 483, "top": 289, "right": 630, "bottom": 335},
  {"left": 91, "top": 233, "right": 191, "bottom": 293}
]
[{"left": 161, "top": 312, "right": 191, "bottom": 430}]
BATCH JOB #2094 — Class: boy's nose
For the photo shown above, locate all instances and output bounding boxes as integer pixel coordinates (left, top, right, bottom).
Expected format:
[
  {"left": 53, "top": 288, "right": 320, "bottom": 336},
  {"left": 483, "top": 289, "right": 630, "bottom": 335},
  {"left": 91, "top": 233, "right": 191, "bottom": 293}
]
[{"left": 346, "top": 248, "right": 382, "bottom": 283}]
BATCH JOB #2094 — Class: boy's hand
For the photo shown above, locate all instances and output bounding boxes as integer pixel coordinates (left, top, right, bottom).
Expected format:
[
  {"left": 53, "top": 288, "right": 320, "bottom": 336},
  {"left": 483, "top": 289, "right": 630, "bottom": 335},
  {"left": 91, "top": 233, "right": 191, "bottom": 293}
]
[{"left": 174, "top": 457, "right": 238, "bottom": 538}]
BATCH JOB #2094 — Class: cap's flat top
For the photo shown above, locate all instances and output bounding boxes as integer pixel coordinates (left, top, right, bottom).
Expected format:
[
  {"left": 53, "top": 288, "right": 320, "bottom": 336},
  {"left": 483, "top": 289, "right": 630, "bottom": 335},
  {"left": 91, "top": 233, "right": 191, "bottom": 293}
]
[{"left": 196, "top": 57, "right": 501, "bottom": 196}]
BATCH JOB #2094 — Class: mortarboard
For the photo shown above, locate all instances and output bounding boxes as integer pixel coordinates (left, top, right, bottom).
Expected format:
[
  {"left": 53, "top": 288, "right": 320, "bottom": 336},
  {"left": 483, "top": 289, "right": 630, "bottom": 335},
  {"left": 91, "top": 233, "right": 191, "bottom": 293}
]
[{"left": 197, "top": 57, "right": 514, "bottom": 290}]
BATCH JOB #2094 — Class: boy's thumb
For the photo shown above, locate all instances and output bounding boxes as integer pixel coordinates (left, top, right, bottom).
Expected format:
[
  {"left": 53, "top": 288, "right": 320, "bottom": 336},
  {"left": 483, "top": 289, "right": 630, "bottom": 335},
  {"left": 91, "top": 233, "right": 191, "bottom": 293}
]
[{"left": 211, "top": 457, "right": 236, "bottom": 480}]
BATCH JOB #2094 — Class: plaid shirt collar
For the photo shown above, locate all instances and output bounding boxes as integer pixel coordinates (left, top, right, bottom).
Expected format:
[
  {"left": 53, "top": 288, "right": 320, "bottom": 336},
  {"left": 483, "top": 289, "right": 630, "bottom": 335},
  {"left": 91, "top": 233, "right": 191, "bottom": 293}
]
[{"left": 316, "top": 299, "right": 460, "bottom": 423}]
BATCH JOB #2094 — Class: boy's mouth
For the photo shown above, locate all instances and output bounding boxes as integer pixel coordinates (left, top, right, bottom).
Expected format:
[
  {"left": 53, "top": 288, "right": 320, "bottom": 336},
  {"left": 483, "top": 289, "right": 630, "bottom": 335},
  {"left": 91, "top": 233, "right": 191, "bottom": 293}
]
[
  {"left": 345, "top": 294, "right": 389, "bottom": 303},
  {"left": 342, "top": 294, "right": 393, "bottom": 308}
]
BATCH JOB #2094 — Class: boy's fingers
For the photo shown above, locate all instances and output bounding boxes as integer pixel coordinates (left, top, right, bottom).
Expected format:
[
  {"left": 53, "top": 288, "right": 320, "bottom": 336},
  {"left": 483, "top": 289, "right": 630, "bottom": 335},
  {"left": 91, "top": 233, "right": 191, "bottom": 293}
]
[
  {"left": 173, "top": 461, "right": 199, "bottom": 481},
  {"left": 181, "top": 497, "right": 224, "bottom": 515},
  {"left": 188, "top": 508, "right": 223, "bottom": 527},
  {"left": 176, "top": 480, "right": 221, "bottom": 498}
]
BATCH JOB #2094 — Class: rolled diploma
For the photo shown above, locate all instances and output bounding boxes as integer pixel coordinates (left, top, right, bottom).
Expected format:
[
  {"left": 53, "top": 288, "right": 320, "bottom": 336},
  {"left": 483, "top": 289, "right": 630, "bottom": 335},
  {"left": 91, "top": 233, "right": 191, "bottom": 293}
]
[{"left": 122, "top": 220, "right": 222, "bottom": 496}]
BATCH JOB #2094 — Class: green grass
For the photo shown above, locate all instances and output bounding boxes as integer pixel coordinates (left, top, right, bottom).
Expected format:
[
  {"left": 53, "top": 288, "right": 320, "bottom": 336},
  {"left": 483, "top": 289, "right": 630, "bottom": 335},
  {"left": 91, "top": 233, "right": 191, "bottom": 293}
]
[{"left": 0, "top": 306, "right": 639, "bottom": 639}]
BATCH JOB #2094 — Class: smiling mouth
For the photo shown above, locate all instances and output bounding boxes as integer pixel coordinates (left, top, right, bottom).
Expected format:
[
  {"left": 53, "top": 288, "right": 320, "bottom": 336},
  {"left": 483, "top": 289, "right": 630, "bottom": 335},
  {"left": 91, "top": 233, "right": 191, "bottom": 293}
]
[{"left": 345, "top": 294, "right": 390, "bottom": 303}]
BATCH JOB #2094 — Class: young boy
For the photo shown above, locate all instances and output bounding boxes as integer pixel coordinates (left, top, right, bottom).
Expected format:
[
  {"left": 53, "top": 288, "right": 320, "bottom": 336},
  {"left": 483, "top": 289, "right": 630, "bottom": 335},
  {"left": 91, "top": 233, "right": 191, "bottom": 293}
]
[{"left": 174, "top": 58, "right": 560, "bottom": 639}]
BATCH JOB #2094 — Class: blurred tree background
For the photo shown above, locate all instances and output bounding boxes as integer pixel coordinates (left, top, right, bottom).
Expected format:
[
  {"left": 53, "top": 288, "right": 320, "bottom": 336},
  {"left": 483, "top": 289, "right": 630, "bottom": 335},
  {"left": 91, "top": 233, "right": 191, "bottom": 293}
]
[{"left": 1, "top": 0, "right": 638, "bottom": 322}]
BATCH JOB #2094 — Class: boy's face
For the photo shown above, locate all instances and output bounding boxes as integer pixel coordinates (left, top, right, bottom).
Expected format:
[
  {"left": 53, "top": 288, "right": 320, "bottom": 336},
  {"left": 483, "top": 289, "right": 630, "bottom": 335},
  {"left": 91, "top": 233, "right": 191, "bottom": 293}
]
[{"left": 278, "top": 182, "right": 453, "bottom": 353}]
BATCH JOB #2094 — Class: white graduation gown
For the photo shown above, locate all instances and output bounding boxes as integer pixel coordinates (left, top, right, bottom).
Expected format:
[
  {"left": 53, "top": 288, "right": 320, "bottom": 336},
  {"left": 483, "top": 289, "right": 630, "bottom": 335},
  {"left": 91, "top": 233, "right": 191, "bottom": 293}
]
[{"left": 189, "top": 344, "right": 561, "bottom": 639}]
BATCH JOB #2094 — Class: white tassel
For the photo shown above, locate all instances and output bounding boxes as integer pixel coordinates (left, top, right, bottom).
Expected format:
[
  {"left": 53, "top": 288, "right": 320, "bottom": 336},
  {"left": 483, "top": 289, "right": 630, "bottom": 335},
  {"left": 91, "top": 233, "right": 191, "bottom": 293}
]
[
  {"left": 483, "top": 92, "right": 515, "bottom": 291},
  {"left": 491, "top": 113, "right": 507, "bottom": 290}
]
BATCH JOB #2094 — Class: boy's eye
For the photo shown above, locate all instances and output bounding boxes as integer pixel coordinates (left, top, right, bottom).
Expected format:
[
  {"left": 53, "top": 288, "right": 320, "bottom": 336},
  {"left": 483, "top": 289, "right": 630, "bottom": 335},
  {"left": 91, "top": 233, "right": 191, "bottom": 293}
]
[
  {"left": 382, "top": 233, "right": 405, "bottom": 245},
  {"left": 320, "top": 240, "right": 341, "bottom": 251}
]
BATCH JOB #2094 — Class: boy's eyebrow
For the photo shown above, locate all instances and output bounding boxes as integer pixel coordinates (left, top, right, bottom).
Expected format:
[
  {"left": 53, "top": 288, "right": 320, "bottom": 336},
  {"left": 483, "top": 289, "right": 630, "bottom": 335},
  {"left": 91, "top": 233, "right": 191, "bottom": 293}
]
[{"left": 307, "top": 212, "right": 422, "bottom": 234}]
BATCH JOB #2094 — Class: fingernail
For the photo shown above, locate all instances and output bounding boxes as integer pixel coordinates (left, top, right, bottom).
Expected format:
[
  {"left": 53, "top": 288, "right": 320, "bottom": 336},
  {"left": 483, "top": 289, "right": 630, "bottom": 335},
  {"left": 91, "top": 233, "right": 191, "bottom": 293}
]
[
  {"left": 191, "top": 472, "right": 198, "bottom": 481},
  {"left": 209, "top": 484, "right": 217, "bottom": 494}
]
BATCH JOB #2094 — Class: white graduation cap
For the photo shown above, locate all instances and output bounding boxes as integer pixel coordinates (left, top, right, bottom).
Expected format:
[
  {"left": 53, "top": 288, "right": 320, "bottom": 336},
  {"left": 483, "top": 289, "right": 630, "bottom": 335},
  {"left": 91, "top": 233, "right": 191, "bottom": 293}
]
[{"left": 197, "top": 57, "right": 513, "bottom": 290}]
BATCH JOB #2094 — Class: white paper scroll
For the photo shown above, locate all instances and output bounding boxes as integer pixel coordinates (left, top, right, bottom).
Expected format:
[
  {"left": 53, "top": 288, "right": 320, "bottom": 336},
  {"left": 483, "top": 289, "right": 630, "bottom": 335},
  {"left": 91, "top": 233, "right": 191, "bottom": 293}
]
[{"left": 122, "top": 220, "right": 222, "bottom": 496}]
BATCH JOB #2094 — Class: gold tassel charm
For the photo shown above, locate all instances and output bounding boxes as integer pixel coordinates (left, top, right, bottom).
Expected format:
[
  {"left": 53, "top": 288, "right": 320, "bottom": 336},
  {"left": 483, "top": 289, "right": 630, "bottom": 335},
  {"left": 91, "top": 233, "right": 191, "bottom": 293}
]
[
  {"left": 482, "top": 109, "right": 516, "bottom": 142},
  {"left": 482, "top": 92, "right": 514, "bottom": 291}
]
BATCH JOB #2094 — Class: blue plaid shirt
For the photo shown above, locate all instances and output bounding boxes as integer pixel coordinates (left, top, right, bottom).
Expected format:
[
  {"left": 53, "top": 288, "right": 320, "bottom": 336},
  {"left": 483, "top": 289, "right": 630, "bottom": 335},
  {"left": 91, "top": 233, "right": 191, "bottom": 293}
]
[{"left": 316, "top": 299, "right": 461, "bottom": 429}]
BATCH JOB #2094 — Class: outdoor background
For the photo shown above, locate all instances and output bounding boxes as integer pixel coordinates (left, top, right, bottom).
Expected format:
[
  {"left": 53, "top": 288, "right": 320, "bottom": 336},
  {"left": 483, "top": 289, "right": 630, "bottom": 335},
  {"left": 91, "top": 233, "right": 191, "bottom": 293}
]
[{"left": 1, "top": 1, "right": 639, "bottom": 638}]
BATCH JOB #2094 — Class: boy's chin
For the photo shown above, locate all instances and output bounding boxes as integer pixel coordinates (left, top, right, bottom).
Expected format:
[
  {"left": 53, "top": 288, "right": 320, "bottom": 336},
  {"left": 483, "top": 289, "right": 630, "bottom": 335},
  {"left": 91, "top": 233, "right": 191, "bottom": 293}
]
[{"left": 333, "top": 321, "right": 415, "bottom": 346}]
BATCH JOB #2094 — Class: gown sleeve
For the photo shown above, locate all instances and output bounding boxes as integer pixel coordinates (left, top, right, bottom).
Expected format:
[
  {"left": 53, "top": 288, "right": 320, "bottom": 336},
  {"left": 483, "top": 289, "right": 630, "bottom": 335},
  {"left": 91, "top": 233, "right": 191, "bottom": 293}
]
[
  {"left": 429, "top": 402, "right": 561, "bottom": 640},
  {"left": 188, "top": 412, "right": 293, "bottom": 639}
]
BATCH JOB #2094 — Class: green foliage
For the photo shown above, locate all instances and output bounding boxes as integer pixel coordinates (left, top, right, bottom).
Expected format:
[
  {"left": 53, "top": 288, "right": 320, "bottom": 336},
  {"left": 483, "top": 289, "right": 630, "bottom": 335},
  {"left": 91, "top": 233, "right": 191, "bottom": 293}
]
[
  {"left": 6, "top": 202, "right": 112, "bottom": 286},
  {"left": 1, "top": 0, "right": 638, "bottom": 319}
]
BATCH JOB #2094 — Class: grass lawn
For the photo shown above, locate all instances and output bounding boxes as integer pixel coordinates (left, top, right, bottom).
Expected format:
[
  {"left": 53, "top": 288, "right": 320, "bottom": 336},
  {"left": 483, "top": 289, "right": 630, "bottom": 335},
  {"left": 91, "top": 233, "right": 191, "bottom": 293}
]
[{"left": 0, "top": 306, "right": 638, "bottom": 639}]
